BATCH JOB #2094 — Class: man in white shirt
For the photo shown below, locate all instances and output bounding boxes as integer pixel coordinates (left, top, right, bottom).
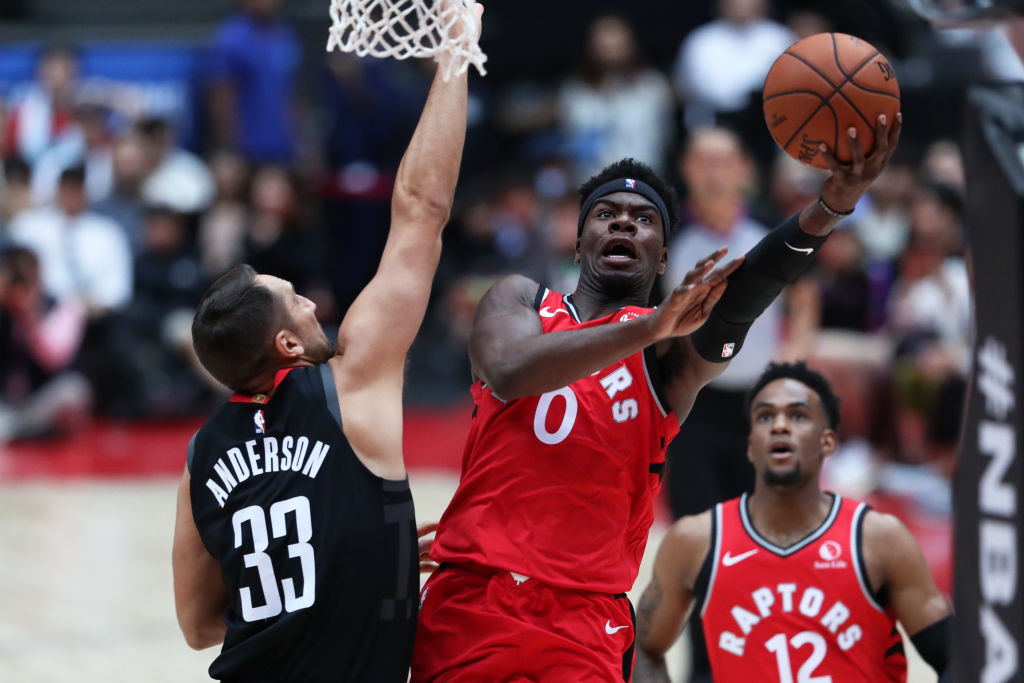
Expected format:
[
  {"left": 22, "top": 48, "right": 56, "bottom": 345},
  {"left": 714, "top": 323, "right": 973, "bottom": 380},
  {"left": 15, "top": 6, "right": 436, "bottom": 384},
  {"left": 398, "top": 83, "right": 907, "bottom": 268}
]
[{"left": 8, "top": 165, "right": 133, "bottom": 314}]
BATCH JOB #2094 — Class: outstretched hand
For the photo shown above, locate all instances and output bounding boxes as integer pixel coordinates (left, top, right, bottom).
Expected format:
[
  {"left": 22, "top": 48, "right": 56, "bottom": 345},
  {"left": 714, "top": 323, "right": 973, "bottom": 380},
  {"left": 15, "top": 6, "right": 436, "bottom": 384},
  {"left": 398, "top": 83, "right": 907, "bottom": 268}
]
[
  {"left": 649, "top": 248, "right": 744, "bottom": 342},
  {"left": 818, "top": 112, "right": 903, "bottom": 214}
]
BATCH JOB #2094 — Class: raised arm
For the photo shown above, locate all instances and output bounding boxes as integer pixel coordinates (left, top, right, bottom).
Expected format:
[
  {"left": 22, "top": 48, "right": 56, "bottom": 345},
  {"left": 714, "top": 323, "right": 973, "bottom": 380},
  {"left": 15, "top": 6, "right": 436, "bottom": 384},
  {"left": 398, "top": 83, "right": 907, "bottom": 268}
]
[
  {"left": 658, "top": 113, "right": 903, "bottom": 422},
  {"left": 634, "top": 512, "right": 712, "bottom": 682},
  {"left": 334, "top": 11, "right": 477, "bottom": 381},
  {"left": 863, "top": 510, "right": 952, "bottom": 676},
  {"left": 471, "top": 251, "right": 737, "bottom": 401}
]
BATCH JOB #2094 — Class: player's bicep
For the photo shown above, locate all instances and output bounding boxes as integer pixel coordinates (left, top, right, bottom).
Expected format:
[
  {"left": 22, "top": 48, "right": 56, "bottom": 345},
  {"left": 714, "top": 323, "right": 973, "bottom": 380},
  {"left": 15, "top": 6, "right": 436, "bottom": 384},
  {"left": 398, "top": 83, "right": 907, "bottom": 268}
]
[
  {"left": 638, "top": 523, "right": 702, "bottom": 655},
  {"left": 467, "top": 275, "right": 543, "bottom": 383},
  {"left": 869, "top": 513, "right": 951, "bottom": 635}
]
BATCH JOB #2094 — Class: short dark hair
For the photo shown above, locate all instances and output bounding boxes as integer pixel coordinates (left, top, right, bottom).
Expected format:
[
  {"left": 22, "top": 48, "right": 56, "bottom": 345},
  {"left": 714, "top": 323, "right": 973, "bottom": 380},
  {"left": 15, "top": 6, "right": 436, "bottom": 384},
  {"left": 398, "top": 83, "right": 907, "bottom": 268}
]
[
  {"left": 577, "top": 158, "right": 679, "bottom": 233},
  {"left": 0, "top": 246, "right": 39, "bottom": 285},
  {"left": 747, "top": 361, "right": 841, "bottom": 430},
  {"left": 191, "top": 264, "right": 289, "bottom": 393},
  {"left": 58, "top": 164, "right": 86, "bottom": 188}
]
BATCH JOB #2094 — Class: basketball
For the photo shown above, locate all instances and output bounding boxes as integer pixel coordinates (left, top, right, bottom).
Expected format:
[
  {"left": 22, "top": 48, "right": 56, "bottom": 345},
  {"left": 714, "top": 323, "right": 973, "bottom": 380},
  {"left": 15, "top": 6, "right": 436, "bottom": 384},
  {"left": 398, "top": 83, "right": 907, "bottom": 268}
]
[{"left": 763, "top": 32, "right": 900, "bottom": 169}]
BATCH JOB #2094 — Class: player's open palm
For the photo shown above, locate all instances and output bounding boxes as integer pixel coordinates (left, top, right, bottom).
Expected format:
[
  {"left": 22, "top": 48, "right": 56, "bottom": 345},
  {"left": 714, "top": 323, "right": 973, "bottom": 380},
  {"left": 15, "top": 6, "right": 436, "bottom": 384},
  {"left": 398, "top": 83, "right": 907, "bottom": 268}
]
[{"left": 651, "top": 248, "right": 743, "bottom": 341}]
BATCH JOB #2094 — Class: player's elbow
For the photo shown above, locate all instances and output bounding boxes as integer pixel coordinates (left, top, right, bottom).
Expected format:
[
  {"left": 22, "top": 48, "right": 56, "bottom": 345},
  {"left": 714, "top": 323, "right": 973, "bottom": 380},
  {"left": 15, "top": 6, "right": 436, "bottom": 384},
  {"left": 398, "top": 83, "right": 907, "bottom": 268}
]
[
  {"left": 179, "top": 619, "right": 223, "bottom": 651},
  {"left": 391, "top": 182, "right": 453, "bottom": 232}
]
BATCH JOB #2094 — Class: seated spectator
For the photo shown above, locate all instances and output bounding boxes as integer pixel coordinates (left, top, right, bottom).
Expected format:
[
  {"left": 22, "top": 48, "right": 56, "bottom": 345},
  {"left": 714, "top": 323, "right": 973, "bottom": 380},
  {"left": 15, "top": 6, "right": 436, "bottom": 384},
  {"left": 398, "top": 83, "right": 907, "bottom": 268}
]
[
  {"left": 197, "top": 149, "right": 249, "bottom": 278},
  {"left": 112, "top": 206, "right": 215, "bottom": 418},
  {"left": 885, "top": 182, "right": 970, "bottom": 471},
  {"left": 558, "top": 14, "right": 675, "bottom": 180},
  {"left": 4, "top": 45, "right": 79, "bottom": 167},
  {"left": 30, "top": 102, "right": 115, "bottom": 205},
  {"left": 0, "top": 246, "right": 90, "bottom": 443},
  {"left": 0, "top": 156, "right": 33, "bottom": 232},
  {"left": 7, "top": 165, "right": 132, "bottom": 313},
  {"left": 93, "top": 131, "right": 150, "bottom": 254},
  {"left": 137, "top": 117, "right": 215, "bottom": 215}
]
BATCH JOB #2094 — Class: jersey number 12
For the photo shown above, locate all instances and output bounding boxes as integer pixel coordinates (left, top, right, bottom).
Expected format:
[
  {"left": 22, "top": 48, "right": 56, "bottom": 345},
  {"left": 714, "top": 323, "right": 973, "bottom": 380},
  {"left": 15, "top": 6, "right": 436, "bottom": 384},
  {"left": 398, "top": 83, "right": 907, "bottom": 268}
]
[{"left": 232, "top": 495, "right": 316, "bottom": 622}]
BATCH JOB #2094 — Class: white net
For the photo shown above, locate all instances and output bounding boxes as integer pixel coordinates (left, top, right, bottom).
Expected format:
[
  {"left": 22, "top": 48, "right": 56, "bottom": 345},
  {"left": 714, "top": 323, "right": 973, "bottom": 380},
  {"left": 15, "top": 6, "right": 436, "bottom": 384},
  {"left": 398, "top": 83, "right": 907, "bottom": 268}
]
[{"left": 326, "top": 0, "right": 487, "bottom": 81}]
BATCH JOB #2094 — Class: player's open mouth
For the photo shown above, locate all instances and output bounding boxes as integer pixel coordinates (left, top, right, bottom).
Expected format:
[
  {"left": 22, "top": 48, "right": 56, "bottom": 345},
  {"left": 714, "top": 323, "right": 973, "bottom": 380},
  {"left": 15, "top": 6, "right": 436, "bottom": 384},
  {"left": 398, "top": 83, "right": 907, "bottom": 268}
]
[
  {"left": 770, "top": 444, "right": 794, "bottom": 460},
  {"left": 601, "top": 239, "right": 638, "bottom": 262}
]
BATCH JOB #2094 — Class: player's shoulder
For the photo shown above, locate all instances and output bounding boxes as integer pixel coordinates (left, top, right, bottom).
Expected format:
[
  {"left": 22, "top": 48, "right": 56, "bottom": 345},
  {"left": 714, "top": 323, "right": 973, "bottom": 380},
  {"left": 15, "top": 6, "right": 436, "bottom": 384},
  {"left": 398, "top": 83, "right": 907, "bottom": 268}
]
[
  {"left": 663, "top": 509, "right": 714, "bottom": 554},
  {"left": 860, "top": 506, "right": 917, "bottom": 550},
  {"left": 483, "top": 274, "right": 543, "bottom": 307}
]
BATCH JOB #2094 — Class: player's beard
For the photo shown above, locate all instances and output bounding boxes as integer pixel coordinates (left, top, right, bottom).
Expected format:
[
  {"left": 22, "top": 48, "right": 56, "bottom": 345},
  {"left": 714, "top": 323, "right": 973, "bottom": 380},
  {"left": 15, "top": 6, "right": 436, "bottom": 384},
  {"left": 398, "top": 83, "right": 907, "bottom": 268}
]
[{"left": 764, "top": 461, "right": 803, "bottom": 488}]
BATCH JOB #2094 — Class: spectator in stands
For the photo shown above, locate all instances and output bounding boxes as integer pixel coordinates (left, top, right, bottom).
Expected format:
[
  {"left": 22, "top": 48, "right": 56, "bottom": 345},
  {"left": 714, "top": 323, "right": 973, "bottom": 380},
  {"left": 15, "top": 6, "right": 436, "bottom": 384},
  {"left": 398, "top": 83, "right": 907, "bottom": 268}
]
[
  {"left": 115, "top": 206, "right": 213, "bottom": 418},
  {"left": 672, "top": 0, "right": 794, "bottom": 170},
  {"left": 4, "top": 44, "right": 80, "bottom": 167},
  {"left": 243, "top": 164, "right": 333, "bottom": 320},
  {"left": 886, "top": 182, "right": 970, "bottom": 472},
  {"left": 0, "top": 246, "right": 90, "bottom": 444},
  {"left": 93, "top": 131, "right": 150, "bottom": 254},
  {"left": 197, "top": 149, "right": 249, "bottom": 278},
  {"left": 207, "top": 0, "right": 301, "bottom": 165},
  {"left": 0, "top": 156, "right": 33, "bottom": 233},
  {"left": 137, "top": 117, "right": 215, "bottom": 215},
  {"left": 558, "top": 14, "right": 675, "bottom": 179},
  {"left": 31, "top": 102, "right": 115, "bottom": 206},
  {"left": 7, "top": 165, "right": 132, "bottom": 313}
]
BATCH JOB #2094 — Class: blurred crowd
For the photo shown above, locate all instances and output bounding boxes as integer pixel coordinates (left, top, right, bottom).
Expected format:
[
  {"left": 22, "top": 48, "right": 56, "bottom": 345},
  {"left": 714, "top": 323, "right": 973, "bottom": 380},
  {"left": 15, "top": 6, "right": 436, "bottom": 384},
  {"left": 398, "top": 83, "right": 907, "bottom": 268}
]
[{"left": 0, "top": 0, "right": 1006, "bottom": 507}]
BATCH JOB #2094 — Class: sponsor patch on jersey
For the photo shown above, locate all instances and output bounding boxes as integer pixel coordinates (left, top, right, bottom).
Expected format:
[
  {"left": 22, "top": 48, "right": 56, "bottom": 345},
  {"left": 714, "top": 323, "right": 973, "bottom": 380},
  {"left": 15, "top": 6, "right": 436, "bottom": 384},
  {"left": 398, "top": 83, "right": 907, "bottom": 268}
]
[
  {"left": 254, "top": 409, "right": 266, "bottom": 434},
  {"left": 814, "top": 539, "right": 848, "bottom": 569},
  {"left": 721, "top": 342, "right": 735, "bottom": 358},
  {"left": 619, "top": 311, "right": 640, "bottom": 322}
]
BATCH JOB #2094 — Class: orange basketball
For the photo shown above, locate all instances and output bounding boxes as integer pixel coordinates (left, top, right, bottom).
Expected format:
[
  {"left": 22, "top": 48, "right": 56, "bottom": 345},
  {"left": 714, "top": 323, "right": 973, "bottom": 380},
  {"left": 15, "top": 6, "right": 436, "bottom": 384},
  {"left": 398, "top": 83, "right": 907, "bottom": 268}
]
[{"left": 763, "top": 32, "right": 900, "bottom": 169}]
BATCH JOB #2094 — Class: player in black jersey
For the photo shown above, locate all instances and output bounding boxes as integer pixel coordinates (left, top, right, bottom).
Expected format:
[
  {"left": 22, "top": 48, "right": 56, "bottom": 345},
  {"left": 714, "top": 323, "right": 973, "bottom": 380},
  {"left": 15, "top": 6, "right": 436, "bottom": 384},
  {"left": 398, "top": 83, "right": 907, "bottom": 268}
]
[{"left": 171, "top": 5, "right": 483, "bottom": 681}]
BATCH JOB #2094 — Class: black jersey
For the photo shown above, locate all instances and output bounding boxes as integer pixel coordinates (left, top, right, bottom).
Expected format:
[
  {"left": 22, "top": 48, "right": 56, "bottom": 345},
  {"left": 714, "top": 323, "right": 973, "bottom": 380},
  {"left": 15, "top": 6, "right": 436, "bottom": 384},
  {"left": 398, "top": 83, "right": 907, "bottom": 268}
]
[{"left": 188, "top": 365, "right": 418, "bottom": 682}]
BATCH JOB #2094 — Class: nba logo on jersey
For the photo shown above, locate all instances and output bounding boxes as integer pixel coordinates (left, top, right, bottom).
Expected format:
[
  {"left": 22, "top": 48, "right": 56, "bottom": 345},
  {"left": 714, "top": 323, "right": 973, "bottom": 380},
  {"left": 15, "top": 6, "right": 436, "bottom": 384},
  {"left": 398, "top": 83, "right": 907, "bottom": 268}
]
[
  {"left": 721, "top": 343, "right": 735, "bottom": 358},
  {"left": 254, "top": 409, "right": 266, "bottom": 434},
  {"left": 625, "top": 178, "right": 636, "bottom": 189}
]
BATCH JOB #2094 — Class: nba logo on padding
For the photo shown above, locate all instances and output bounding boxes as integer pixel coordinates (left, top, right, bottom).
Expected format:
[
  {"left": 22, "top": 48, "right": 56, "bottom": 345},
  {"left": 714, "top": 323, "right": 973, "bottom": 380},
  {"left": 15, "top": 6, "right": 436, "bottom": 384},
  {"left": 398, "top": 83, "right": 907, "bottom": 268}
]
[
  {"left": 254, "top": 409, "right": 266, "bottom": 434},
  {"left": 721, "top": 343, "right": 735, "bottom": 358}
]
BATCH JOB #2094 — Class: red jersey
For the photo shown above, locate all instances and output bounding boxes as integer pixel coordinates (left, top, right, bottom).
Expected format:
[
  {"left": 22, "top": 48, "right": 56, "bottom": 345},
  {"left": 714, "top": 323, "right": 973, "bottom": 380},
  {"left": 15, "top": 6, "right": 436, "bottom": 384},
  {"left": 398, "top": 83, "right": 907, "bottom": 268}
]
[
  {"left": 700, "top": 494, "right": 907, "bottom": 683},
  {"left": 431, "top": 288, "right": 680, "bottom": 594}
]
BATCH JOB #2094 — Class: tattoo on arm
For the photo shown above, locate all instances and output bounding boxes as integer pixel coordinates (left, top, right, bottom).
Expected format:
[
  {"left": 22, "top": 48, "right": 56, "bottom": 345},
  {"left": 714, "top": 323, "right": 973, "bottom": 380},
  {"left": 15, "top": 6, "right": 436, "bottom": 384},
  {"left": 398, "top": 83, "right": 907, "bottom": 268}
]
[{"left": 633, "top": 580, "right": 672, "bottom": 683}]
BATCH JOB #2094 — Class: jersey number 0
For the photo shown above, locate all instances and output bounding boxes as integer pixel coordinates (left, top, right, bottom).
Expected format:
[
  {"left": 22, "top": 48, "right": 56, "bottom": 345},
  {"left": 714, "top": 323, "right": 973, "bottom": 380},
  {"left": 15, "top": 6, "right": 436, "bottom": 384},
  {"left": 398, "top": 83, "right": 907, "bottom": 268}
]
[{"left": 232, "top": 495, "right": 317, "bottom": 622}]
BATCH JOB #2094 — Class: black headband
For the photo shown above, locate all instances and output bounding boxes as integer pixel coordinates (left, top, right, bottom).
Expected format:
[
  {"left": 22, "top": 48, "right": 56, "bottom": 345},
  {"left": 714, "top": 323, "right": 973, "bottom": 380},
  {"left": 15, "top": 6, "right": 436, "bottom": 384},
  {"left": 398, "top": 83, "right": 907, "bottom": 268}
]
[{"left": 577, "top": 177, "right": 671, "bottom": 244}]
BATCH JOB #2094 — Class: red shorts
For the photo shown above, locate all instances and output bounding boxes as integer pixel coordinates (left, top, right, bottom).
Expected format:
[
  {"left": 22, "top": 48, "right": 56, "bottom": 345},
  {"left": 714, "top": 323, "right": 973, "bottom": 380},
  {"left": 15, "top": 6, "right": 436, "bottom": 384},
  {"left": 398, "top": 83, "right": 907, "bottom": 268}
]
[{"left": 410, "top": 564, "right": 636, "bottom": 682}]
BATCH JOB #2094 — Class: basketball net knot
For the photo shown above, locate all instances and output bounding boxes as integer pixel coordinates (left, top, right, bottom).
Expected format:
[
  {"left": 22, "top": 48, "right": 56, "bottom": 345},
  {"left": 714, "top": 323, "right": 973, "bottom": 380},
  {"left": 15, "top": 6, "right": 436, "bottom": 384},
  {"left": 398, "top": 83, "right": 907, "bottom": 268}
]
[{"left": 326, "top": 0, "right": 488, "bottom": 81}]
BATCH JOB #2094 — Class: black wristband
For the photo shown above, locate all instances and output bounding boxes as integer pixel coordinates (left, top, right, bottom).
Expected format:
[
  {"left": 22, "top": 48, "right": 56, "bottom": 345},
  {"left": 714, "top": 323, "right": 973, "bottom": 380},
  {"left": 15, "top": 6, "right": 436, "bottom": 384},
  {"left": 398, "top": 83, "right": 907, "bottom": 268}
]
[
  {"left": 690, "top": 213, "right": 828, "bottom": 363},
  {"left": 817, "top": 196, "right": 854, "bottom": 218},
  {"left": 910, "top": 615, "right": 951, "bottom": 676}
]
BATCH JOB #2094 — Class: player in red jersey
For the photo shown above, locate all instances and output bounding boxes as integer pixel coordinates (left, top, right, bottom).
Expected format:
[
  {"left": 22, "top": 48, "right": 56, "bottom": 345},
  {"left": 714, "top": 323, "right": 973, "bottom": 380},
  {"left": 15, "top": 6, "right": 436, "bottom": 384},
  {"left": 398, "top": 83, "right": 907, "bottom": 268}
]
[
  {"left": 634, "top": 361, "right": 952, "bottom": 682},
  {"left": 412, "top": 116, "right": 902, "bottom": 682}
]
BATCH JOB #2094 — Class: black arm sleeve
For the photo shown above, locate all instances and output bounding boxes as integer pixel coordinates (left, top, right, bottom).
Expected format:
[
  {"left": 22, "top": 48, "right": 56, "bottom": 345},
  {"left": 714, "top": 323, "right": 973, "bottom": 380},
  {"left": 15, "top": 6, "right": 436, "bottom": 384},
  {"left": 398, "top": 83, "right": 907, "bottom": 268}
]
[
  {"left": 690, "top": 212, "right": 828, "bottom": 362},
  {"left": 910, "top": 615, "right": 951, "bottom": 676}
]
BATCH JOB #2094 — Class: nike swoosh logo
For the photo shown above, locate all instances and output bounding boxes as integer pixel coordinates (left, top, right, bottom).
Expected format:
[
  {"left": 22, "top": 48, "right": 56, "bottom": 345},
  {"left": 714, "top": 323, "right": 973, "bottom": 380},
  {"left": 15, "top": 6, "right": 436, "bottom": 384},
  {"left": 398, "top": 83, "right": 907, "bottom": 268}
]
[
  {"left": 539, "top": 306, "right": 569, "bottom": 318},
  {"left": 784, "top": 241, "right": 814, "bottom": 255},
  {"left": 605, "top": 620, "right": 630, "bottom": 635},
  {"left": 722, "top": 549, "right": 759, "bottom": 566}
]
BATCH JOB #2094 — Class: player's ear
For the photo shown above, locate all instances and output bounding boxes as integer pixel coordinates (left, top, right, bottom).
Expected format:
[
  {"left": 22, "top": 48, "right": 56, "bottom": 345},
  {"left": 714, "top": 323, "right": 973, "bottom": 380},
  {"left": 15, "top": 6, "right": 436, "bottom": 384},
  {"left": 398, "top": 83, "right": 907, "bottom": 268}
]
[
  {"left": 274, "top": 328, "right": 304, "bottom": 359},
  {"left": 820, "top": 429, "right": 838, "bottom": 459},
  {"left": 658, "top": 246, "right": 668, "bottom": 275},
  {"left": 574, "top": 239, "right": 581, "bottom": 265}
]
